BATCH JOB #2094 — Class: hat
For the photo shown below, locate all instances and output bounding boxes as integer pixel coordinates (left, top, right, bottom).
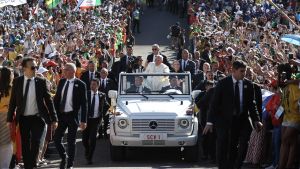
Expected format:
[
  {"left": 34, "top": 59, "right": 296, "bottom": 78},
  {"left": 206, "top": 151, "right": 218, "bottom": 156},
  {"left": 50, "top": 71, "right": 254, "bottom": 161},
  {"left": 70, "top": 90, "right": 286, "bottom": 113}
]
[
  {"left": 45, "top": 61, "right": 58, "bottom": 67},
  {"left": 37, "top": 67, "right": 48, "bottom": 74}
]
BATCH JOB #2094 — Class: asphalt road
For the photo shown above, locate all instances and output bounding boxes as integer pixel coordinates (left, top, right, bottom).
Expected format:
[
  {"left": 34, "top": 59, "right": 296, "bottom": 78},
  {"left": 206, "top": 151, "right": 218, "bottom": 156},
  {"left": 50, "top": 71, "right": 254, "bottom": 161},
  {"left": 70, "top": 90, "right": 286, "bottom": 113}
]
[
  {"left": 43, "top": 137, "right": 218, "bottom": 169},
  {"left": 133, "top": 6, "right": 187, "bottom": 61}
]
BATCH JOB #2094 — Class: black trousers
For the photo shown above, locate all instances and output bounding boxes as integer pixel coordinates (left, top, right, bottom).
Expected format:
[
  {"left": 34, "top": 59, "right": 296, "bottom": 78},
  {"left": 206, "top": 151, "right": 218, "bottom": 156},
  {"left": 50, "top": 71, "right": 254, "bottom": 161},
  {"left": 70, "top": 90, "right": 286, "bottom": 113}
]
[
  {"left": 82, "top": 117, "right": 100, "bottom": 161},
  {"left": 202, "top": 130, "right": 216, "bottom": 160},
  {"left": 132, "top": 19, "right": 140, "bottom": 33},
  {"left": 19, "top": 115, "right": 46, "bottom": 169},
  {"left": 216, "top": 116, "right": 252, "bottom": 169},
  {"left": 54, "top": 114, "right": 78, "bottom": 167}
]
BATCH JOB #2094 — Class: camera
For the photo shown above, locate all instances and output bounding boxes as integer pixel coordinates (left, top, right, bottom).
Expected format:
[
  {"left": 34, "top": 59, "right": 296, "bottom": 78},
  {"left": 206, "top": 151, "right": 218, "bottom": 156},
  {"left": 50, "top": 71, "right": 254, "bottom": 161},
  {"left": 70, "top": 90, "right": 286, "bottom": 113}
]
[{"left": 288, "top": 53, "right": 294, "bottom": 60}]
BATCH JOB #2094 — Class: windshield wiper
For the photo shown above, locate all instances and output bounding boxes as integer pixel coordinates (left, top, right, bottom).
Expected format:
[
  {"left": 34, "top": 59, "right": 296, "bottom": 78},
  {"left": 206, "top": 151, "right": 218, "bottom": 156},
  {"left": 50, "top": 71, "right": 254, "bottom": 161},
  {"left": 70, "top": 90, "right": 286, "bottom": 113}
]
[
  {"left": 166, "top": 94, "right": 175, "bottom": 99},
  {"left": 140, "top": 93, "right": 149, "bottom": 100}
]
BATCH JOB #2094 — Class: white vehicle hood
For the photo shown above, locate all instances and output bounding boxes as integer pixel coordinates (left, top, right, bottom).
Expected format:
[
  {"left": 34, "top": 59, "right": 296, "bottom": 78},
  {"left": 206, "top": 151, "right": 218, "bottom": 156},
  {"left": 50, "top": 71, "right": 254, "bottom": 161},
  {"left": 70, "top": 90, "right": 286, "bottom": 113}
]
[{"left": 118, "top": 100, "right": 191, "bottom": 117}]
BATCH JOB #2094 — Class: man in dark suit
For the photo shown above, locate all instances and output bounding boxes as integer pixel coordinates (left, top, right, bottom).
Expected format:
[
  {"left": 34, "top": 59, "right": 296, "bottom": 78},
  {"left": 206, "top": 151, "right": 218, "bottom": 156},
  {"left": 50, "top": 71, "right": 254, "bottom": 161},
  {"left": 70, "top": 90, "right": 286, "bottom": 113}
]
[
  {"left": 98, "top": 68, "right": 117, "bottom": 139},
  {"left": 81, "top": 61, "right": 100, "bottom": 91},
  {"left": 211, "top": 61, "right": 223, "bottom": 81},
  {"left": 194, "top": 71, "right": 215, "bottom": 91},
  {"left": 53, "top": 63, "right": 87, "bottom": 169},
  {"left": 179, "top": 49, "right": 196, "bottom": 75},
  {"left": 192, "top": 62, "right": 211, "bottom": 90},
  {"left": 119, "top": 45, "right": 136, "bottom": 73},
  {"left": 160, "top": 76, "right": 182, "bottom": 93},
  {"left": 193, "top": 51, "right": 206, "bottom": 73},
  {"left": 83, "top": 78, "right": 109, "bottom": 164},
  {"left": 132, "top": 56, "right": 145, "bottom": 73},
  {"left": 203, "top": 60, "right": 263, "bottom": 169},
  {"left": 126, "top": 76, "right": 151, "bottom": 93},
  {"left": 146, "top": 44, "right": 172, "bottom": 70},
  {"left": 7, "top": 57, "right": 58, "bottom": 169}
]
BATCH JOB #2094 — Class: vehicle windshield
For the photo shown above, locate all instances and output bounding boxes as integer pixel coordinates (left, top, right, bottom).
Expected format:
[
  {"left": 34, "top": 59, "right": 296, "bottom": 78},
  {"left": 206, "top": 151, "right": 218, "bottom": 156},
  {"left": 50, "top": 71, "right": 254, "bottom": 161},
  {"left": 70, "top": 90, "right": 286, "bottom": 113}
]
[{"left": 119, "top": 73, "right": 191, "bottom": 95}]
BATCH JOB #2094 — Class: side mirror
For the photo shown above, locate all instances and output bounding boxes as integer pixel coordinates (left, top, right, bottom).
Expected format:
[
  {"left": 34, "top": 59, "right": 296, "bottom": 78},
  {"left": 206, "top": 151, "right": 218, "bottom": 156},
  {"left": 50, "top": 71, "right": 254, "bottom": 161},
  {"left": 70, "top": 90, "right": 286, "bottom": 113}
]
[
  {"left": 108, "top": 90, "right": 118, "bottom": 107},
  {"left": 108, "top": 90, "right": 118, "bottom": 99},
  {"left": 191, "top": 90, "right": 201, "bottom": 100}
]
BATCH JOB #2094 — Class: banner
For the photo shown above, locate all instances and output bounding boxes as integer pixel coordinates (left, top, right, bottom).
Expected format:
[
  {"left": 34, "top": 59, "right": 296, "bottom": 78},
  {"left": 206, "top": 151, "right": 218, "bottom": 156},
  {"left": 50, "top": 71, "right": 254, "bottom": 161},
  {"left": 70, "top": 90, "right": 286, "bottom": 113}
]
[
  {"left": 0, "top": 0, "right": 26, "bottom": 8},
  {"left": 80, "top": 0, "right": 101, "bottom": 9}
]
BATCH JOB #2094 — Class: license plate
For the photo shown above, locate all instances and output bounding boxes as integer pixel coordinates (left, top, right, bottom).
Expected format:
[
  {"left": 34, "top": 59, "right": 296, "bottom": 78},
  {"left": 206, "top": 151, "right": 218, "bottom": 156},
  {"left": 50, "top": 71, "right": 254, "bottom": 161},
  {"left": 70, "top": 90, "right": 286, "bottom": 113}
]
[{"left": 141, "top": 133, "right": 166, "bottom": 140}]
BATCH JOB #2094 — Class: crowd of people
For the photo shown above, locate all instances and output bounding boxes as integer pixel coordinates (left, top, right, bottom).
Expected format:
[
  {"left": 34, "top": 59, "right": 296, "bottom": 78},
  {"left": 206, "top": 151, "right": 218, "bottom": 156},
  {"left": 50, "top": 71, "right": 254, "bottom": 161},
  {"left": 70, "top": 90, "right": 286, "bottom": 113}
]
[{"left": 1, "top": 0, "right": 300, "bottom": 169}]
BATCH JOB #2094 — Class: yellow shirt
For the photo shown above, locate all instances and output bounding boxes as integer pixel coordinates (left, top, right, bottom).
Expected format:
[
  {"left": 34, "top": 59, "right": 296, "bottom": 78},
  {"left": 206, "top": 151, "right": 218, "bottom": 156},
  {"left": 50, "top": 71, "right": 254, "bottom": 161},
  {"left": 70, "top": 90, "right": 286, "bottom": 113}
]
[
  {"left": 0, "top": 89, "right": 11, "bottom": 113},
  {"left": 8, "top": 51, "right": 17, "bottom": 61},
  {"left": 282, "top": 84, "right": 300, "bottom": 124}
]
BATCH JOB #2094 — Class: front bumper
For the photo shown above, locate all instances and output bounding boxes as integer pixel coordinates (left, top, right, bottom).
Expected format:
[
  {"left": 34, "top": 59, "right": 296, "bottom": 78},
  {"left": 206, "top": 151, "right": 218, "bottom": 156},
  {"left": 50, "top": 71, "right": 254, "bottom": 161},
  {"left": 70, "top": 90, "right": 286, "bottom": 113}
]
[{"left": 110, "top": 133, "right": 198, "bottom": 147}]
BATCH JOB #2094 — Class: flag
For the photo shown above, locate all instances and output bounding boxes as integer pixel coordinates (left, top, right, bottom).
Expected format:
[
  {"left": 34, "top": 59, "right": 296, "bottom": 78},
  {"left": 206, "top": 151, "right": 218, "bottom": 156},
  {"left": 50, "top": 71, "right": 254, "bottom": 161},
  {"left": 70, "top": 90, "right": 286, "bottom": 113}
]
[
  {"left": 261, "top": 89, "right": 274, "bottom": 121},
  {"left": 80, "top": 0, "right": 101, "bottom": 9},
  {"left": 73, "top": 0, "right": 84, "bottom": 11},
  {"left": 32, "top": 3, "right": 39, "bottom": 15},
  {"left": 46, "top": 0, "right": 61, "bottom": 9},
  {"left": 0, "top": 0, "right": 26, "bottom": 8}
]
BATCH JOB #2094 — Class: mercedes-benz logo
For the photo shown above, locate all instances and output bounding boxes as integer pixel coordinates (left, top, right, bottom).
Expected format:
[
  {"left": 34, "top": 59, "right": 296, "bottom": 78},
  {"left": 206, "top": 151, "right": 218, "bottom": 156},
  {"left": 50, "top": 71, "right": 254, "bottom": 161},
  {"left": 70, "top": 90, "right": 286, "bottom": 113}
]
[{"left": 149, "top": 121, "right": 158, "bottom": 129}]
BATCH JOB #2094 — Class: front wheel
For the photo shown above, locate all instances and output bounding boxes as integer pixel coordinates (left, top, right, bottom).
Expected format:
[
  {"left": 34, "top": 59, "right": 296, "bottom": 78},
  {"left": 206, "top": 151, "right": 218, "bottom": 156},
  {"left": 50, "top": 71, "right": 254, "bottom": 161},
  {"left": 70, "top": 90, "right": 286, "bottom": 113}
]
[
  {"left": 183, "top": 144, "right": 199, "bottom": 162},
  {"left": 110, "top": 143, "right": 125, "bottom": 161}
]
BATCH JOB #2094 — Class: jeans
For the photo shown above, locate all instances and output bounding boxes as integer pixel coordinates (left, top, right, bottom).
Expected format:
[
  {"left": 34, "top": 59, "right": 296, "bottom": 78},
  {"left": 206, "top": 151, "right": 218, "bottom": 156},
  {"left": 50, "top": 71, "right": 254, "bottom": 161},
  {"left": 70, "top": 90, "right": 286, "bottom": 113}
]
[
  {"left": 272, "top": 126, "right": 281, "bottom": 166},
  {"left": 0, "top": 143, "right": 13, "bottom": 169}
]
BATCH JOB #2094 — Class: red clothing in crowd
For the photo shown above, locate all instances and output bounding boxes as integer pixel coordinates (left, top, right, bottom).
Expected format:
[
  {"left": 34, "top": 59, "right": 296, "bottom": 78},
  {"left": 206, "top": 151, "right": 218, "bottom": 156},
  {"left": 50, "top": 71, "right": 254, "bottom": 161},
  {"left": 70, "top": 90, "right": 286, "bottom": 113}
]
[{"left": 266, "top": 93, "right": 282, "bottom": 127}]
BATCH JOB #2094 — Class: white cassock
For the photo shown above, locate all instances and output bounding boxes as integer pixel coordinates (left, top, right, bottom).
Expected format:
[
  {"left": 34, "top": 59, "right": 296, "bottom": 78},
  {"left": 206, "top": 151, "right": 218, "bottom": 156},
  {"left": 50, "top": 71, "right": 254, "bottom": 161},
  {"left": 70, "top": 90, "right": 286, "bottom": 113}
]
[{"left": 144, "top": 62, "right": 170, "bottom": 91}]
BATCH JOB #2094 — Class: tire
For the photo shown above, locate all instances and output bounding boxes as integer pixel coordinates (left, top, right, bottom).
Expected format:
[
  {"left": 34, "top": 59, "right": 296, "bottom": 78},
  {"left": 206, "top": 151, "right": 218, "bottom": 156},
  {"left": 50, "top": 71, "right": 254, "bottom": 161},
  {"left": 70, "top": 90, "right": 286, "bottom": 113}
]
[
  {"left": 110, "top": 143, "right": 125, "bottom": 161},
  {"left": 184, "top": 143, "right": 199, "bottom": 162}
]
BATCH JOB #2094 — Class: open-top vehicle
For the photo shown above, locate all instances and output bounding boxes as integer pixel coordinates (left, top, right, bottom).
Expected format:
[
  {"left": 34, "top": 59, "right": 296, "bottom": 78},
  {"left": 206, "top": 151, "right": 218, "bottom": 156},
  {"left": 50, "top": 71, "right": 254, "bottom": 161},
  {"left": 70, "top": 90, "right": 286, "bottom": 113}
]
[{"left": 108, "top": 73, "right": 199, "bottom": 161}]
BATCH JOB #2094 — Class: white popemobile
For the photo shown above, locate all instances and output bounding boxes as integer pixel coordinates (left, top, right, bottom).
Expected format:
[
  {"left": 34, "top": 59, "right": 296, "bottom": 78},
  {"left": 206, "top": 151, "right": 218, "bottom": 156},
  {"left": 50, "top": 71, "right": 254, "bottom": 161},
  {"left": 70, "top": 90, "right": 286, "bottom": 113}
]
[{"left": 108, "top": 73, "right": 199, "bottom": 161}]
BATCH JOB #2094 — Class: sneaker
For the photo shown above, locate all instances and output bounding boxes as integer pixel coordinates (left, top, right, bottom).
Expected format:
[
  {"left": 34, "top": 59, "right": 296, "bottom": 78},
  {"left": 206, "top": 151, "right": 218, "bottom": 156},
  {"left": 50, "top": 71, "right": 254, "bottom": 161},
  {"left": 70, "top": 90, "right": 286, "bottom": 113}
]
[{"left": 265, "top": 165, "right": 276, "bottom": 169}]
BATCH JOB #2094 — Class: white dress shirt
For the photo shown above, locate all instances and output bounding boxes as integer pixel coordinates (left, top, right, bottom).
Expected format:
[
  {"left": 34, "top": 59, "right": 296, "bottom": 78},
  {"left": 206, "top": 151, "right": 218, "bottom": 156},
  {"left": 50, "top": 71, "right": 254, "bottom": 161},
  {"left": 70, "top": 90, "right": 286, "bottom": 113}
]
[
  {"left": 181, "top": 60, "right": 187, "bottom": 70},
  {"left": 23, "top": 76, "right": 39, "bottom": 116},
  {"left": 90, "top": 91, "right": 100, "bottom": 118},
  {"left": 61, "top": 78, "right": 75, "bottom": 112},
  {"left": 232, "top": 76, "right": 243, "bottom": 113}
]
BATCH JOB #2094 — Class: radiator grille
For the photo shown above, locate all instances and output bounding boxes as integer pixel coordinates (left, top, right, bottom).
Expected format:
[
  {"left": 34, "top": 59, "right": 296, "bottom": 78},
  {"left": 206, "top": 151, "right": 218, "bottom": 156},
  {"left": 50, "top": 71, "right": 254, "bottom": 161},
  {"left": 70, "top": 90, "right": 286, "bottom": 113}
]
[{"left": 132, "top": 119, "right": 175, "bottom": 132}]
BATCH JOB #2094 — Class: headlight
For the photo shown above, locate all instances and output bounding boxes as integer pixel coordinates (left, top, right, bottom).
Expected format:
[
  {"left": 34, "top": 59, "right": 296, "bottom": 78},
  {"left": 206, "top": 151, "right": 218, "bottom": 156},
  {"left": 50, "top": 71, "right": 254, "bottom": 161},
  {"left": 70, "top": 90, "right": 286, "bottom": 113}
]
[
  {"left": 118, "top": 119, "right": 128, "bottom": 129},
  {"left": 178, "top": 119, "right": 189, "bottom": 129}
]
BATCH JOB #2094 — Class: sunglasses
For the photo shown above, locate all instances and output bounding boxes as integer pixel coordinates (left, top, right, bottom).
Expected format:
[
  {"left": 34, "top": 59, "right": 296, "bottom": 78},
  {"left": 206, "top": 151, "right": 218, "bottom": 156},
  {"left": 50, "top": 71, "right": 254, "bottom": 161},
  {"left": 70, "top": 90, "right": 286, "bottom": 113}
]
[
  {"left": 30, "top": 66, "right": 39, "bottom": 70},
  {"left": 152, "top": 48, "right": 158, "bottom": 51}
]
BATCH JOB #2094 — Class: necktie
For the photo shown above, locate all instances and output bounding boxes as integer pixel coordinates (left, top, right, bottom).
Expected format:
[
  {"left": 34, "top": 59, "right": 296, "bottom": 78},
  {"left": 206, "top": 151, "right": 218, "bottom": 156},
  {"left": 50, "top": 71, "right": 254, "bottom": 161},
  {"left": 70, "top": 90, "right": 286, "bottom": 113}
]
[
  {"left": 60, "top": 80, "right": 69, "bottom": 112},
  {"left": 22, "top": 79, "right": 31, "bottom": 113},
  {"left": 183, "top": 61, "right": 186, "bottom": 71},
  {"left": 101, "top": 79, "right": 105, "bottom": 89},
  {"left": 136, "top": 86, "right": 140, "bottom": 93},
  {"left": 234, "top": 81, "right": 240, "bottom": 115},
  {"left": 90, "top": 72, "right": 94, "bottom": 81},
  {"left": 90, "top": 93, "right": 96, "bottom": 118}
]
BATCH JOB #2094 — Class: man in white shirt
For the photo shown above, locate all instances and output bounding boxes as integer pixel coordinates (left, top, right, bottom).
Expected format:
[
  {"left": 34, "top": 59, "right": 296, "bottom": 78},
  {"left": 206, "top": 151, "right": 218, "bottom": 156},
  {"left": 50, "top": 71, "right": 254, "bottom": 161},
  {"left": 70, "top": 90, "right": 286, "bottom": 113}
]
[
  {"left": 82, "top": 78, "right": 109, "bottom": 165},
  {"left": 53, "top": 63, "right": 87, "bottom": 169},
  {"left": 7, "top": 57, "right": 58, "bottom": 169}
]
